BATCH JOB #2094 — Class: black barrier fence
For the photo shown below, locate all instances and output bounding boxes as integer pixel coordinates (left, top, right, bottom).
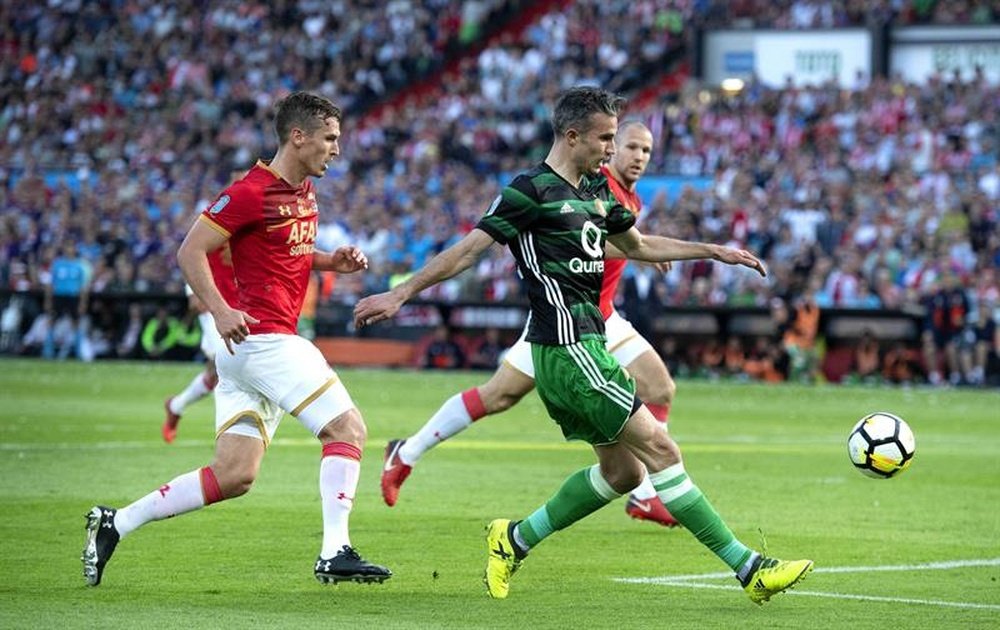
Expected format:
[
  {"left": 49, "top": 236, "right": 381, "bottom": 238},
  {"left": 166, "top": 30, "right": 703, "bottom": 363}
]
[
  {"left": 330, "top": 299, "right": 923, "bottom": 343},
  {"left": 11, "top": 289, "right": 995, "bottom": 386},
  {"left": 1, "top": 289, "right": 924, "bottom": 350}
]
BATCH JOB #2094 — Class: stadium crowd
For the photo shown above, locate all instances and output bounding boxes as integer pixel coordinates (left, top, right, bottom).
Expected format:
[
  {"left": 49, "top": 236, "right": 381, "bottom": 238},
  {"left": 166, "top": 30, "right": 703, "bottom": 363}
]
[{"left": 0, "top": 0, "right": 997, "bottom": 385}]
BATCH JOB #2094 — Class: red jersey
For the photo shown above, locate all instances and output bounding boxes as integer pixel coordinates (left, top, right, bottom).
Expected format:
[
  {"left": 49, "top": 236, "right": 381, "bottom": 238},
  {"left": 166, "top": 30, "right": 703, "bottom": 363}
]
[
  {"left": 207, "top": 245, "right": 239, "bottom": 305},
  {"left": 199, "top": 160, "right": 319, "bottom": 335},
  {"left": 599, "top": 165, "right": 642, "bottom": 319}
]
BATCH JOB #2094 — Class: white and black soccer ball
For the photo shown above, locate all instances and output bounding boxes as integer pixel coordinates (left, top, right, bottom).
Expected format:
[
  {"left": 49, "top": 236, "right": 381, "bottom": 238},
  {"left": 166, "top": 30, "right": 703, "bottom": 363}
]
[{"left": 847, "top": 412, "right": 915, "bottom": 479}]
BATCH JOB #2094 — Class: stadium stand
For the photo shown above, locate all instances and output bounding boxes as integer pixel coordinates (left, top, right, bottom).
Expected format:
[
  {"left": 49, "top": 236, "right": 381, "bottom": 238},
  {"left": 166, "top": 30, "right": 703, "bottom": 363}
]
[{"left": 0, "top": 0, "right": 997, "bottom": 385}]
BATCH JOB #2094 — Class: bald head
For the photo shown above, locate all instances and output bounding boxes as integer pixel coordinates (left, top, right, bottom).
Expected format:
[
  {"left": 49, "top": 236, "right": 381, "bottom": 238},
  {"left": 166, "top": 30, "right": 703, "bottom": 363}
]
[{"left": 609, "top": 121, "right": 653, "bottom": 188}]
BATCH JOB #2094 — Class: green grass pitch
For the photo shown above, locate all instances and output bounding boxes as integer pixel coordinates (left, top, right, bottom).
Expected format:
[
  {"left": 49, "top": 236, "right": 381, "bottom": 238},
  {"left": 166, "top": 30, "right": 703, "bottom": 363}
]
[{"left": 1, "top": 358, "right": 998, "bottom": 628}]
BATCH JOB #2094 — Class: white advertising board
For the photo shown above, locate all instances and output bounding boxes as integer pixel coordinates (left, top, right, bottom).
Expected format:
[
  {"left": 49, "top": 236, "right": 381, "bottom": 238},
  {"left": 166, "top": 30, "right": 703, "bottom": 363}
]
[
  {"left": 890, "top": 26, "right": 1000, "bottom": 84},
  {"left": 703, "top": 29, "right": 872, "bottom": 88}
]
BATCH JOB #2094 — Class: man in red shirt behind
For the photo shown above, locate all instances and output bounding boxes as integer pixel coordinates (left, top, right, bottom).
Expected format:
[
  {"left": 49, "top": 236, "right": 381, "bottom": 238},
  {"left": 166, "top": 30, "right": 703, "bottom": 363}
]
[
  {"left": 82, "top": 92, "right": 391, "bottom": 587},
  {"left": 161, "top": 240, "right": 238, "bottom": 444}
]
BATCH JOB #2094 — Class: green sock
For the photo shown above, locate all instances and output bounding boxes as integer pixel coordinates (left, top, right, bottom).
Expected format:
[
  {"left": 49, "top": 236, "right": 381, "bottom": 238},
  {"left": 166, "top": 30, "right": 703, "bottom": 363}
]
[
  {"left": 650, "top": 463, "right": 753, "bottom": 571},
  {"left": 517, "top": 465, "right": 620, "bottom": 549}
]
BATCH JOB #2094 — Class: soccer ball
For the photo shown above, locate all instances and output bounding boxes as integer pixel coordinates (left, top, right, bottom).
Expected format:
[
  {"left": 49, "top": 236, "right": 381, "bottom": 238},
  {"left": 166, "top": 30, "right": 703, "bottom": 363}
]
[{"left": 847, "top": 412, "right": 915, "bottom": 479}]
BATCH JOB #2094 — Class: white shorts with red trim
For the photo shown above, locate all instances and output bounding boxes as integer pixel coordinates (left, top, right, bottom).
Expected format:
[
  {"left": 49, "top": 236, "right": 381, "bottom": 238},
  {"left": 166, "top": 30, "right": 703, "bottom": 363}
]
[
  {"left": 501, "top": 309, "right": 654, "bottom": 378},
  {"left": 214, "top": 334, "right": 355, "bottom": 446}
]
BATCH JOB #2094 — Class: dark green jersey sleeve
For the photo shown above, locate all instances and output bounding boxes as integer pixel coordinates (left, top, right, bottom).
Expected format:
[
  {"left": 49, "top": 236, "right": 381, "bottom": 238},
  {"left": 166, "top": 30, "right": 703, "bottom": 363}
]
[
  {"left": 605, "top": 196, "right": 636, "bottom": 235},
  {"left": 475, "top": 176, "right": 538, "bottom": 245}
]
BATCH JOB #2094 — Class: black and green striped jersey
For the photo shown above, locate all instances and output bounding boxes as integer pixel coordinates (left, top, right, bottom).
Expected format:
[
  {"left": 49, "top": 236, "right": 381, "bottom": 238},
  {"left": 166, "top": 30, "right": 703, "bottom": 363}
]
[{"left": 476, "top": 163, "right": 636, "bottom": 346}]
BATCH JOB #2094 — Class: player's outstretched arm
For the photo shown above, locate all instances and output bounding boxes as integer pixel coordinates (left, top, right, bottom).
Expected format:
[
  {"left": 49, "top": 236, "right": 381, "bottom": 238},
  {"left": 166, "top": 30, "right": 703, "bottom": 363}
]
[
  {"left": 177, "top": 220, "right": 259, "bottom": 353},
  {"left": 354, "top": 229, "right": 496, "bottom": 328},
  {"left": 607, "top": 227, "right": 767, "bottom": 277},
  {"left": 313, "top": 246, "right": 369, "bottom": 273}
]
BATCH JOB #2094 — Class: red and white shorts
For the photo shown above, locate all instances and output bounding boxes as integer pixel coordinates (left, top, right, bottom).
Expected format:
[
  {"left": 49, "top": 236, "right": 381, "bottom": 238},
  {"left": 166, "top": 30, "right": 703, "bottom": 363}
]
[{"left": 214, "top": 334, "right": 355, "bottom": 446}]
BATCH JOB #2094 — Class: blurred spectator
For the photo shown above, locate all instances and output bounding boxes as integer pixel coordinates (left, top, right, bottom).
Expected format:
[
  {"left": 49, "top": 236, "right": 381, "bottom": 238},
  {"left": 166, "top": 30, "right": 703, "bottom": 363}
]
[
  {"left": 780, "top": 293, "right": 821, "bottom": 382},
  {"left": 958, "top": 299, "right": 998, "bottom": 386},
  {"left": 920, "top": 272, "right": 969, "bottom": 385},
  {"left": 468, "top": 326, "right": 504, "bottom": 370},
  {"left": 723, "top": 336, "right": 746, "bottom": 377},
  {"left": 421, "top": 324, "right": 466, "bottom": 369},
  {"left": 700, "top": 338, "right": 724, "bottom": 378},
  {"left": 853, "top": 329, "right": 881, "bottom": 383},
  {"left": 883, "top": 341, "right": 923, "bottom": 384},
  {"left": 743, "top": 336, "right": 786, "bottom": 383}
]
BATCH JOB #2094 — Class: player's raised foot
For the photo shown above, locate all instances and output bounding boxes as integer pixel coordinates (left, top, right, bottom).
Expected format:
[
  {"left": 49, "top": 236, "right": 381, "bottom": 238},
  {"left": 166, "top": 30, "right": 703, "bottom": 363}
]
[
  {"left": 81, "top": 506, "right": 120, "bottom": 587},
  {"left": 381, "top": 439, "right": 412, "bottom": 507},
  {"left": 315, "top": 546, "right": 392, "bottom": 584},
  {"left": 483, "top": 518, "right": 526, "bottom": 599},
  {"left": 625, "top": 494, "right": 681, "bottom": 528},
  {"left": 162, "top": 397, "right": 180, "bottom": 444},
  {"left": 740, "top": 556, "right": 814, "bottom": 605}
]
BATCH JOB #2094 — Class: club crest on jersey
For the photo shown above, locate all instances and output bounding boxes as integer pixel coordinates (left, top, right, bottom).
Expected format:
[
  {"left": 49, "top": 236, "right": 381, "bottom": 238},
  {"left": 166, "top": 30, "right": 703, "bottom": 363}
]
[{"left": 209, "top": 195, "right": 230, "bottom": 214}]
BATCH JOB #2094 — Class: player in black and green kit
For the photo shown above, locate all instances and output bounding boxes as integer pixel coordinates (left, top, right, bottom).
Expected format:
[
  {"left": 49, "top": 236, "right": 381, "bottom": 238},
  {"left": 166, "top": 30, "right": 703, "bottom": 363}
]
[{"left": 355, "top": 86, "right": 813, "bottom": 605}]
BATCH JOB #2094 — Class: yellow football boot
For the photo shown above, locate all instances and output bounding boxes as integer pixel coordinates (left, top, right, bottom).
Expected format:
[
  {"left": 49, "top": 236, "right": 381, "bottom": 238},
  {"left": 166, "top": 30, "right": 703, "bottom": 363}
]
[
  {"left": 743, "top": 556, "right": 814, "bottom": 605},
  {"left": 483, "top": 519, "right": 525, "bottom": 599}
]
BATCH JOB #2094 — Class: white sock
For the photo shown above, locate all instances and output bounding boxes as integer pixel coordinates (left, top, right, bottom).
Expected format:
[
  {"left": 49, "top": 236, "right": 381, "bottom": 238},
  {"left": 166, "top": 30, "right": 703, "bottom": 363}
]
[
  {"left": 630, "top": 470, "right": 658, "bottom": 500},
  {"left": 170, "top": 371, "right": 212, "bottom": 415},
  {"left": 398, "top": 393, "right": 473, "bottom": 465},
  {"left": 320, "top": 455, "right": 360, "bottom": 558},
  {"left": 114, "top": 470, "right": 206, "bottom": 538}
]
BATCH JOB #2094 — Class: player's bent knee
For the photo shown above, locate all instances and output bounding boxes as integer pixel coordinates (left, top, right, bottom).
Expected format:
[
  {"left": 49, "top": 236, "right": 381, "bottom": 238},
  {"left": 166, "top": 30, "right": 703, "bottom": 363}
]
[
  {"left": 647, "top": 433, "right": 682, "bottom": 470},
  {"left": 664, "top": 376, "right": 677, "bottom": 402},
  {"left": 600, "top": 460, "right": 645, "bottom": 494},
  {"left": 211, "top": 464, "right": 258, "bottom": 499},
  {"left": 317, "top": 407, "right": 367, "bottom": 445},
  {"left": 222, "top": 474, "right": 255, "bottom": 499}
]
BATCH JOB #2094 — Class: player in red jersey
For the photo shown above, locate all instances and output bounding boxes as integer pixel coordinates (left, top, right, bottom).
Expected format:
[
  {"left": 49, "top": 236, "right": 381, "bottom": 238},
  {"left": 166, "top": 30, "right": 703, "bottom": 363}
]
[
  {"left": 161, "top": 243, "right": 236, "bottom": 443},
  {"left": 82, "top": 92, "right": 391, "bottom": 587},
  {"left": 380, "top": 122, "right": 681, "bottom": 527}
]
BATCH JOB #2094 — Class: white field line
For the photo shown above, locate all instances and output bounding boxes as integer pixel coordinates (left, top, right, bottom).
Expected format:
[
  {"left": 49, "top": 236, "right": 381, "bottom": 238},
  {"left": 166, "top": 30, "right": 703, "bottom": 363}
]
[
  {"left": 632, "top": 581, "right": 1000, "bottom": 611},
  {"left": 2, "top": 436, "right": 996, "bottom": 455},
  {"left": 616, "top": 558, "right": 1000, "bottom": 611}
]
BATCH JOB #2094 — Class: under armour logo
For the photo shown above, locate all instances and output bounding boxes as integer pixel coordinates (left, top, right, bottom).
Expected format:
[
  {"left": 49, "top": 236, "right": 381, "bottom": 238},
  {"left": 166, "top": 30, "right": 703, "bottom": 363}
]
[
  {"left": 158, "top": 484, "right": 171, "bottom": 498},
  {"left": 336, "top": 492, "right": 354, "bottom": 503},
  {"left": 315, "top": 559, "right": 332, "bottom": 571}
]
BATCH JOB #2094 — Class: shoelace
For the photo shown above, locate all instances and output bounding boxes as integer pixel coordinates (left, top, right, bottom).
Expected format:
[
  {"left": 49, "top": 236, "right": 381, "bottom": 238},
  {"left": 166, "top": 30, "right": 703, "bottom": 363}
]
[{"left": 338, "top": 546, "right": 362, "bottom": 561}]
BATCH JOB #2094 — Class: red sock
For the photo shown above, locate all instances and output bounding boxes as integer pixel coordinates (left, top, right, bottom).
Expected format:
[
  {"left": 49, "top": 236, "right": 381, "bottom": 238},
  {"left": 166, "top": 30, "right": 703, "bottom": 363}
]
[
  {"left": 647, "top": 403, "right": 670, "bottom": 423},
  {"left": 199, "top": 466, "right": 224, "bottom": 505},
  {"left": 461, "top": 387, "right": 487, "bottom": 422},
  {"left": 322, "top": 442, "right": 362, "bottom": 460}
]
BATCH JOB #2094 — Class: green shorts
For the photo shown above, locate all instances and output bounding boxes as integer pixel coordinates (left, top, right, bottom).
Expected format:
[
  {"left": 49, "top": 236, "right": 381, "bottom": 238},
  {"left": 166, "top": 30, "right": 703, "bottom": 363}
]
[{"left": 531, "top": 338, "right": 639, "bottom": 445}]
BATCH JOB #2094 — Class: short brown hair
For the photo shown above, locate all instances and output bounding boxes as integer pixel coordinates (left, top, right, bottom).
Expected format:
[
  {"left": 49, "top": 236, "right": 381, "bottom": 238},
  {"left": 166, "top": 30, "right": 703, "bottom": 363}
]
[
  {"left": 273, "top": 92, "right": 342, "bottom": 144},
  {"left": 551, "top": 87, "right": 626, "bottom": 136}
]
